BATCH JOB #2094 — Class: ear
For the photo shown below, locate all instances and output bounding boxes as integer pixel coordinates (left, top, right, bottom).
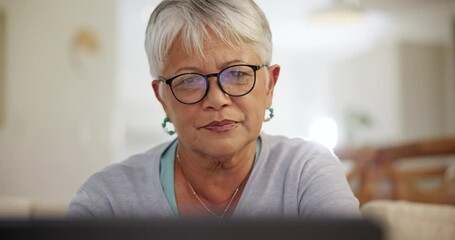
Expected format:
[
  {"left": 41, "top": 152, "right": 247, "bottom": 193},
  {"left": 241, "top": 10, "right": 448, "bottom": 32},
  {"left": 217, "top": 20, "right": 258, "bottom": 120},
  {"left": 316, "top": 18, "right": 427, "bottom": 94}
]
[
  {"left": 265, "top": 64, "right": 280, "bottom": 108},
  {"left": 152, "top": 80, "right": 171, "bottom": 118}
]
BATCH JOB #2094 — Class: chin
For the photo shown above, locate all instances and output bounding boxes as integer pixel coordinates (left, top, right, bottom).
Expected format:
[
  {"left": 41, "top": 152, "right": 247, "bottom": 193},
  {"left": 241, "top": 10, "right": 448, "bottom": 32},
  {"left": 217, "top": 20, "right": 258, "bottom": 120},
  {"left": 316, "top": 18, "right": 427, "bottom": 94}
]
[{"left": 204, "top": 138, "right": 254, "bottom": 156}]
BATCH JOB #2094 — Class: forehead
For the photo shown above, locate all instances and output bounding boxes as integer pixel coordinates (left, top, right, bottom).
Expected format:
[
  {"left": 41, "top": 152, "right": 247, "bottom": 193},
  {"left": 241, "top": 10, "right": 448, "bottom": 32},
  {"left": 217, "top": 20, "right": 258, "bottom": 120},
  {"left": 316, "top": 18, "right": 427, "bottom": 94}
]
[{"left": 162, "top": 33, "right": 260, "bottom": 75}]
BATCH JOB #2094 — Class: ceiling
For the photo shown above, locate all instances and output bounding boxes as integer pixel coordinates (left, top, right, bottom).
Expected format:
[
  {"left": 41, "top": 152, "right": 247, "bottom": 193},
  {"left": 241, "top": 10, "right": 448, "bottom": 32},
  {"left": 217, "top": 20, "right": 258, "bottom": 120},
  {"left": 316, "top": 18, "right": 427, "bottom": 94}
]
[{"left": 259, "top": 0, "right": 455, "bottom": 56}]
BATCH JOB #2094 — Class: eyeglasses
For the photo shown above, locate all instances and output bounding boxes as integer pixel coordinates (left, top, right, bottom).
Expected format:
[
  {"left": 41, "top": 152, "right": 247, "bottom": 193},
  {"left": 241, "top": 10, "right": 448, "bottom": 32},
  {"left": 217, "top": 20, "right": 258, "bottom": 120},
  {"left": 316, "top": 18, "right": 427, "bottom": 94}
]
[{"left": 160, "top": 64, "right": 267, "bottom": 104}]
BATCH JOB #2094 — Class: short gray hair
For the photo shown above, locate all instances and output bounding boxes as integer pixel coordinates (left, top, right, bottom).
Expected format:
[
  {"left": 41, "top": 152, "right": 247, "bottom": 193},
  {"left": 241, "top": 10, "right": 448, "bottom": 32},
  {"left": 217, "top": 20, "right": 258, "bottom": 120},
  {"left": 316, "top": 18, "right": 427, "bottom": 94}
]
[{"left": 145, "top": 0, "right": 272, "bottom": 78}]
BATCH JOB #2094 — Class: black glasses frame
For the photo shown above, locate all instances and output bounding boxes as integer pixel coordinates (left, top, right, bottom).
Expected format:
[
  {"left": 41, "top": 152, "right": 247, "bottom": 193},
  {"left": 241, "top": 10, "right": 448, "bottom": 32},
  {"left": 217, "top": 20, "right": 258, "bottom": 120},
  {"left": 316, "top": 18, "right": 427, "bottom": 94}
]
[{"left": 160, "top": 64, "right": 267, "bottom": 104}]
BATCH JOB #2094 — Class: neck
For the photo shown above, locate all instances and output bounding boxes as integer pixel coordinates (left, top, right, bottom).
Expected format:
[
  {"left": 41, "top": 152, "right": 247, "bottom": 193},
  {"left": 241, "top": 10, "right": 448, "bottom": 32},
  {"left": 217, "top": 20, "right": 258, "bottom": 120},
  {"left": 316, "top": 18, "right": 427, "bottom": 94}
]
[
  {"left": 175, "top": 140, "right": 256, "bottom": 202},
  {"left": 177, "top": 139, "right": 256, "bottom": 174}
]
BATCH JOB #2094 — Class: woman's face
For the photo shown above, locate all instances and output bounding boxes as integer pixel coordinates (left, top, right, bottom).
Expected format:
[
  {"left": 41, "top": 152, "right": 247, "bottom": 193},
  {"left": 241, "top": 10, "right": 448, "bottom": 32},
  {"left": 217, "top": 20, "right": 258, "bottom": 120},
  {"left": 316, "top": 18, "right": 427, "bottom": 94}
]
[{"left": 152, "top": 36, "right": 280, "bottom": 158}]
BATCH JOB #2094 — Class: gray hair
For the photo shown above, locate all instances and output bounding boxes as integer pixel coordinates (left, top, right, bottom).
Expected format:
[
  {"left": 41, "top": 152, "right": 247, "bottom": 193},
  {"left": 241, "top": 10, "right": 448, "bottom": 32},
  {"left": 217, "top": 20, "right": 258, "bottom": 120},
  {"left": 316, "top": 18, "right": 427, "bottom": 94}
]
[{"left": 144, "top": 0, "right": 272, "bottom": 79}]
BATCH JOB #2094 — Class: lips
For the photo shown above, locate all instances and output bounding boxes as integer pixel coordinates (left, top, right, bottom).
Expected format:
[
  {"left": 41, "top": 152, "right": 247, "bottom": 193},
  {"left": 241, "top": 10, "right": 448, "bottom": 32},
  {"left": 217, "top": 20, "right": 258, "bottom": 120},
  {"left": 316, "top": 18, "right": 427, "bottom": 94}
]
[{"left": 202, "top": 120, "right": 239, "bottom": 132}]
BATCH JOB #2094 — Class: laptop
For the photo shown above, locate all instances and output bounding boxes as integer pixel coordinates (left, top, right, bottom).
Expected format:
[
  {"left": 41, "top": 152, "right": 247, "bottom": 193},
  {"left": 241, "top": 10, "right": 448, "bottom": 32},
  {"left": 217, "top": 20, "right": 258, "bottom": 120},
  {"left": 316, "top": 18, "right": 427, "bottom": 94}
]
[{"left": 0, "top": 218, "right": 382, "bottom": 240}]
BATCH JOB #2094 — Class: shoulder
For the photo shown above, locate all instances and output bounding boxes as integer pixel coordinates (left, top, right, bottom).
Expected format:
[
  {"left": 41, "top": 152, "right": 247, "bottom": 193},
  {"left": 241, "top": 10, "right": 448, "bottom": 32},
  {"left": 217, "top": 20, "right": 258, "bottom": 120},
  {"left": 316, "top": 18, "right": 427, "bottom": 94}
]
[
  {"left": 260, "top": 132, "right": 336, "bottom": 166},
  {"left": 258, "top": 133, "right": 346, "bottom": 192},
  {"left": 82, "top": 141, "right": 172, "bottom": 192},
  {"left": 255, "top": 132, "right": 343, "bottom": 186},
  {"left": 67, "top": 141, "right": 174, "bottom": 218},
  {"left": 259, "top": 133, "right": 360, "bottom": 217},
  {"left": 262, "top": 133, "right": 331, "bottom": 152}
]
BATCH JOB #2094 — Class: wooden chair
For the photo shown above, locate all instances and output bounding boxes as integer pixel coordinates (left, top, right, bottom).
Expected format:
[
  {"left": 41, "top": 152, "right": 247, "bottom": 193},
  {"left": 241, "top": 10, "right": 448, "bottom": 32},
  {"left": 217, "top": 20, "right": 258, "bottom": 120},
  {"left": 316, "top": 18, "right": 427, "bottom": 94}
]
[
  {"left": 336, "top": 137, "right": 455, "bottom": 205},
  {"left": 373, "top": 137, "right": 455, "bottom": 204},
  {"left": 334, "top": 146, "right": 377, "bottom": 203}
]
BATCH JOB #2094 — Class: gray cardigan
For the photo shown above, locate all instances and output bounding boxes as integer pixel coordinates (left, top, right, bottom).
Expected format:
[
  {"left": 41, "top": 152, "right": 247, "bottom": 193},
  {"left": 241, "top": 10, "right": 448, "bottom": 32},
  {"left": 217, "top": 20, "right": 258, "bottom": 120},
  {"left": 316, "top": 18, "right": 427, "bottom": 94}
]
[{"left": 67, "top": 133, "right": 360, "bottom": 219}]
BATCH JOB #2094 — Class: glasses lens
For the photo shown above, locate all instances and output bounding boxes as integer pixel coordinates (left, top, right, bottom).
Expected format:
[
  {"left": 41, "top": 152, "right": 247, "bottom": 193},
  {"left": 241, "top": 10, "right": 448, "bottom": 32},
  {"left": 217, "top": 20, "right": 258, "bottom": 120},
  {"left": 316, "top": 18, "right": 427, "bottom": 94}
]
[
  {"left": 171, "top": 74, "right": 207, "bottom": 104},
  {"left": 219, "top": 65, "right": 255, "bottom": 96}
]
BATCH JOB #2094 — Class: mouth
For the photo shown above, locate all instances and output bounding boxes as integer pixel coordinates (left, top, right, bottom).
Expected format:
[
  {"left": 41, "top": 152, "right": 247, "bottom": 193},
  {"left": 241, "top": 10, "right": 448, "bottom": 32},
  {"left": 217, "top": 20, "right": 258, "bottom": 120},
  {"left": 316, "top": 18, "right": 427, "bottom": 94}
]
[{"left": 202, "top": 120, "right": 239, "bottom": 132}]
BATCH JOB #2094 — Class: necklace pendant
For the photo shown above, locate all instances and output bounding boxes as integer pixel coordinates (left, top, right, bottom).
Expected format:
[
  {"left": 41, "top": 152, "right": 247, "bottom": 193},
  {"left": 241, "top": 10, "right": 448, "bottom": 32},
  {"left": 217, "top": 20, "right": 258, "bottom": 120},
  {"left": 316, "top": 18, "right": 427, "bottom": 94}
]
[{"left": 177, "top": 153, "right": 241, "bottom": 219}]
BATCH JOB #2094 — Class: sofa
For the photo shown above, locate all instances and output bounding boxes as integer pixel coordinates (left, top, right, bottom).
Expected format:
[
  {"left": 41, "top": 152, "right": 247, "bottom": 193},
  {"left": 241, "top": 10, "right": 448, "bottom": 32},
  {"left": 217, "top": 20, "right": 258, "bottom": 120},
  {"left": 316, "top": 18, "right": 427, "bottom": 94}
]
[
  {"left": 0, "top": 196, "right": 68, "bottom": 219},
  {"left": 361, "top": 200, "right": 455, "bottom": 240}
]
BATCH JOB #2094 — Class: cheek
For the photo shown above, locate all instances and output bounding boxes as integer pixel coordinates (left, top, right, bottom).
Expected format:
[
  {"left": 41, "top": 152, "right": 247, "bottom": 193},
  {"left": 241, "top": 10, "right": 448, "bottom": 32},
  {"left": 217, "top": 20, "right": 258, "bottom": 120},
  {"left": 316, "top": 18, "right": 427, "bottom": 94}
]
[
  {"left": 244, "top": 107, "right": 265, "bottom": 136},
  {"left": 161, "top": 90, "right": 181, "bottom": 121},
  {"left": 242, "top": 100, "right": 265, "bottom": 126},
  {"left": 169, "top": 105, "right": 197, "bottom": 131},
  {"left": 248, "top": 87, "right": 269, "bottom": 124}
]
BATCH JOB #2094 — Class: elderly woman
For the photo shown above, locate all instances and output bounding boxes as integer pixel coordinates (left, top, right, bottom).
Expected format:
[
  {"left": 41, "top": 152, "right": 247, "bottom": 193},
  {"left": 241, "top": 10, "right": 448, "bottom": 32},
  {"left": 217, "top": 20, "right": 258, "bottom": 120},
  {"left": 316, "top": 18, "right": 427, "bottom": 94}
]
[{"left": 68, "top": 0, "right": 360, "bottom": 219}]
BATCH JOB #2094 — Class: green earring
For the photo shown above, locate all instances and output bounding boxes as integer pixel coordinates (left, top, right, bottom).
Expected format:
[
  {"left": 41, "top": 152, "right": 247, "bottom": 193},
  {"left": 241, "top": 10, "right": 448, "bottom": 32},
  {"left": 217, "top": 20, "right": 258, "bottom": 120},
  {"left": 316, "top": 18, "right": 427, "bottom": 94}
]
[
  {"left": 162, "top": 117, "right": 175, "bottom": 136},
  {"left": 264, "top": 108, "right": 274, "bottom": 122}
]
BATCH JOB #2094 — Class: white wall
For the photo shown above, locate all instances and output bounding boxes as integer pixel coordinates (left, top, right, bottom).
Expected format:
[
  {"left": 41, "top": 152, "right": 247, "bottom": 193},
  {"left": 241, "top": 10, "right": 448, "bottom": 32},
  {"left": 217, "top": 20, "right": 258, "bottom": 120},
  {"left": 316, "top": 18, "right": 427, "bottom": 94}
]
[
  {"left": 399, "top": 43, "right": 446, "bottom": 140},
  {"left": 0, "top": 0, "right": 116, "bottom": 204},
  {"left": 115, "top": 0, "right": 167, "bottom": 163},
  {"left": 330, "top": 1, "right": 455, "bottom": 147},
  {"left": 331, "top": 44, "right": 402, "bottom": 146},
  {"left": 331, "top": 41, "right": 451, "bottom": 147}
]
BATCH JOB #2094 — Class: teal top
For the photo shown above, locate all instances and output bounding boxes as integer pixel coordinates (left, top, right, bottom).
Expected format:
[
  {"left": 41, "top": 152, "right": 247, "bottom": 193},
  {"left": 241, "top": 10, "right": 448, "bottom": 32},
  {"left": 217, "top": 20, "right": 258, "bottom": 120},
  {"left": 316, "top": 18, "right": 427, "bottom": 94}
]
[{"left": 159, "top": 138, "right": 262, "bottom": 217}]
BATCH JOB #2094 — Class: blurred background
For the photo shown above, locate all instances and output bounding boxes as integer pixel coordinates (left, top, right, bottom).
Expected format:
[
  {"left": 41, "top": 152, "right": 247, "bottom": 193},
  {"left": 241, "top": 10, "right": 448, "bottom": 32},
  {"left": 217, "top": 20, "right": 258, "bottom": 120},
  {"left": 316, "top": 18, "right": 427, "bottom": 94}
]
[{"left": 0, "top": 0, "right": 454, "bottom": 217}]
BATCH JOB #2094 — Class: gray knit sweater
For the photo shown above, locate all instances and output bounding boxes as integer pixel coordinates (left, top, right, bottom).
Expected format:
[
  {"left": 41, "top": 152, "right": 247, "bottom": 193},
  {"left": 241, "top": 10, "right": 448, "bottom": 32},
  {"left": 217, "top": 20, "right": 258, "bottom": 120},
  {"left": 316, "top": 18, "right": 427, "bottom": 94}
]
[{"left": 67, "top": 133, "right": 360, "bottom": 219}]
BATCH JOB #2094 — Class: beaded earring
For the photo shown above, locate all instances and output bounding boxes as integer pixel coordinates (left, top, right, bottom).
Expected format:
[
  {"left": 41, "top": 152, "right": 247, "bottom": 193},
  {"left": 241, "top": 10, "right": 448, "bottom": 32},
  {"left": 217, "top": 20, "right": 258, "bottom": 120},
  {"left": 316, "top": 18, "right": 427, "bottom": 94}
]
[
  {"left": 161, "top": 117, "right": 175, "bottom": 136},
  {"left": 264, "top": 108, "right": 274, "bottom": 122}
]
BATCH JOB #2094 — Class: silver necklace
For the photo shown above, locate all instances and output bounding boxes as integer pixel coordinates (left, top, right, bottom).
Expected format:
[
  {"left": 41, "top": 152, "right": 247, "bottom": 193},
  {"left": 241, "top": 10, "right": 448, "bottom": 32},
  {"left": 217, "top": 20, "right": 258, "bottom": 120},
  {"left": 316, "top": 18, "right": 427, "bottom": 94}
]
[{"left": 176, "top": 153, "right": 240, "bottom": 219}]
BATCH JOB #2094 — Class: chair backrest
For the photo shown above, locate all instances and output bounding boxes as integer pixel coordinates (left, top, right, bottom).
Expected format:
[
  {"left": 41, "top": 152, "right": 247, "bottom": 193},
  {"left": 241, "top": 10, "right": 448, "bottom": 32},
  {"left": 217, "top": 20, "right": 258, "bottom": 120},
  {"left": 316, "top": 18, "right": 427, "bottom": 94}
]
[
  {"left": 336, "top": 137, "right": 455, "bottom": 205},
  {"left": 373, "top": 138, "right": 455, "bottom": 204}
]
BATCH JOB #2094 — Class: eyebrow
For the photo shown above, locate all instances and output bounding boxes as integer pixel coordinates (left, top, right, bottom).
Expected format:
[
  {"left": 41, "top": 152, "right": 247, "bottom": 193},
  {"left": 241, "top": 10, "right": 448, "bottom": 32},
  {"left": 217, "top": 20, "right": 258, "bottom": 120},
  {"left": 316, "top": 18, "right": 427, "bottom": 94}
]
[{"left": 172, "top": 60, "right": 248, "bottom": 75}]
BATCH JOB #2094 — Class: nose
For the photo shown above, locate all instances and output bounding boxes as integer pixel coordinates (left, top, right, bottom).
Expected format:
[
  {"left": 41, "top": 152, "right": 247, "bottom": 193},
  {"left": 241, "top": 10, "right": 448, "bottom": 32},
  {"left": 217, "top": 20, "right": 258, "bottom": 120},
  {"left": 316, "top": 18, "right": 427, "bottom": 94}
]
[{"left": 201, "top": 75, "right": 231, "bottom": 110}]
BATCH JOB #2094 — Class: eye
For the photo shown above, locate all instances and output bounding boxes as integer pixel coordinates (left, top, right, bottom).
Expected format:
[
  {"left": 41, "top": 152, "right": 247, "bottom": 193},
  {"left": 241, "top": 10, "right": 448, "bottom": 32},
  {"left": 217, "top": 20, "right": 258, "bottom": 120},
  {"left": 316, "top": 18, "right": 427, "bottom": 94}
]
[
  {"left": 222, "top": 66, "right": 254, "bottom": 79},
  {"left": 173, "top": 74, "right": 205, "bottom": 89},
  {"left": 181, "top": 76, "right": 198, "bottom": 84},
  {"left": 226, "top": 70, "right": 248, "bottom": 78}
]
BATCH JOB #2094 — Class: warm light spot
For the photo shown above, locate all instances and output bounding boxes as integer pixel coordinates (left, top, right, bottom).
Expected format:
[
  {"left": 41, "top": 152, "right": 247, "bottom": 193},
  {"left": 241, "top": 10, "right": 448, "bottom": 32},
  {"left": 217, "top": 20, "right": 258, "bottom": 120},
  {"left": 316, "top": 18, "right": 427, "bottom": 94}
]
[{"left": 309, "top": 117, "right": 338, "bottom": 149}]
